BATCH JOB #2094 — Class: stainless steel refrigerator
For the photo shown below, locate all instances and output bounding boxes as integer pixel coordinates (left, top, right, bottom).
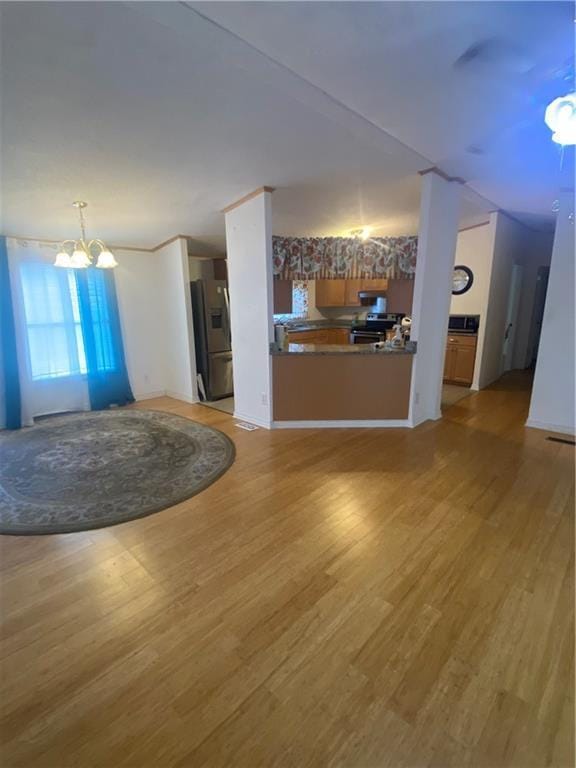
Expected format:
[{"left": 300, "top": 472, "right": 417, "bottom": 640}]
[{"left": 190, "top": 280, "right": 233, "bottom": 400}]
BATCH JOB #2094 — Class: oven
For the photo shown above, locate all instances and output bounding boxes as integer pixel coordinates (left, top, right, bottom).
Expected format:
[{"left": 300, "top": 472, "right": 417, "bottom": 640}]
[{"left": 351, "top": 330, "right": 387, "bottom": 344}]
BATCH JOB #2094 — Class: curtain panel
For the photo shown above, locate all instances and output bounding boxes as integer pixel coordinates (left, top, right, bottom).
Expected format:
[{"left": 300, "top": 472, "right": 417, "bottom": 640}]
[
  {"left": 2, "top": 238, "right": 133, "bottom": 428},
  {"left": 0, "top": 236, "right": 22, "bottom": 429},
  {"left": 272, "top": 235, "right": 418, "bottom": 281}
]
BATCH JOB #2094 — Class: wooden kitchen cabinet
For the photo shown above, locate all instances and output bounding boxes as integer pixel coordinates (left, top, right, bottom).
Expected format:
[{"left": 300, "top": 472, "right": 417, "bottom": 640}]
[
  {"left": 324, "top": 328, "right": 351, "bottom": 344},
  {"left": 273, "top": 279, "right": 293, "bottom": 314},
  {"left": 315, "top": 280, "right": 347, "bottom": 307},
  {"left": 386, "top": 279, "right": 414, "bottom": 314},
  {"left": 286, "top": 330, "right": 324, "bottom": 344},
  {"left": 361, "top": 278, "right": 388, "bottom": 292},
  {"left": 344, "top": 279, "right": 363, "bottom": 307},
  {"left": 443, "top": 334, "right": 477, "bottom": 385},
  {"left": 316, "top": 278, "right": 388, "bottom": 308},
  {"left": 287, "top": 327, "right": 351, "bottom": 345}
]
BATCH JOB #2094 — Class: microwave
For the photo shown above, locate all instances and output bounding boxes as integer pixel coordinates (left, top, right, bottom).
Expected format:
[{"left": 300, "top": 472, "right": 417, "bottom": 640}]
[{"left": 448, "top": 315, "right": 479, "bottom": 334}]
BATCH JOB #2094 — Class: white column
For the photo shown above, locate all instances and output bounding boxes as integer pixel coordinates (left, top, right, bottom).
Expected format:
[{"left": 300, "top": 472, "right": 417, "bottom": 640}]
[
  {"left": 527, "top": 189, "right": 575, "bottom": 435},
  {"left": 156, "top": 237, "right": 198, "bottom": 403},
  {"left": 409, "top": 171, "right": 462, "bottom": 426},
  {"left": 224, "top": 188, "right": 274, "bottom": 428}
]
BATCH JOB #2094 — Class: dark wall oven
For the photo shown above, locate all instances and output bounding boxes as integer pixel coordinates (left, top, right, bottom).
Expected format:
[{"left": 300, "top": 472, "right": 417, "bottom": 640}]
[{"left": 351, "top": 330, "right": 387, "bottom": 344}]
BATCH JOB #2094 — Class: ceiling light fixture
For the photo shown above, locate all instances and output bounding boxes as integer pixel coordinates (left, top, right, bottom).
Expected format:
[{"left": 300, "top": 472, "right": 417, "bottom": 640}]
[
  {"left": 54, "top": 201, "right": 118, "bottom": 269},
  {"left": 351, "top": 227, "right": 372, "bottom": 241},
  {"left": 545, "top": 92, "right": 576, "bottom": 146}
]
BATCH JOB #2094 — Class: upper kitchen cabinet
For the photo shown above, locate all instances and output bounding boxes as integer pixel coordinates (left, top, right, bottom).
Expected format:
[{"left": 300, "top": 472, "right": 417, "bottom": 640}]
[
  {"left": 361, "top": 278, "right": 388, "bottom": 292},
  {"left": 386, "top": 279, "right": 414, "bottom": 314},
  {"left": 273, "top": 279, "right": 293, "bottom": 314},
  {"left": 316, "top": 278, "right": 389, "bottom": 308},
  {"left": 213, "top": 259, "right": 228, "bottom": 281},
  {"left": 316, "top": 279, "right": 347, "bottom": 307},
  {"left": 344, "top": 279, "right": 363, "bottom": 306}
]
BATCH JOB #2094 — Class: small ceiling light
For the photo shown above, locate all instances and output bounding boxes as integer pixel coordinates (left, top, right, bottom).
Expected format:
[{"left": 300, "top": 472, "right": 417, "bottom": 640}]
[
  {"left": 96, "top": 250, "right": 119, "bottom": 269},
  {"left": 71, "top": 247, "right": 91, "bottom": 269},
  {"left": 54, "top": 250, "right": 72, "bottom": 268},
  {"left": 54, "top": 201, "right": 118, "bottom": 269},
  {"left": 545, "top": 92, "right": 576, "bottom": 145},
  {"left": 351, "top": 227, "right": 372, "bottom": 241}
]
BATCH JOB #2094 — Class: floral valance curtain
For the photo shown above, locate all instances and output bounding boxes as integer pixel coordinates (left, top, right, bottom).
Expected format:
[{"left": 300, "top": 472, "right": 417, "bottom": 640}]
[{"left": 272, "top": 235, "right": 418, "bottom": 281}]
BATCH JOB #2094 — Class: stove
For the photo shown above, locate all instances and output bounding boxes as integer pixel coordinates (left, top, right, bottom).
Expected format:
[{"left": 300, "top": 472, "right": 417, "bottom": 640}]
[{"left": 351, "top": 313, "right": 405, "bottom": 344}]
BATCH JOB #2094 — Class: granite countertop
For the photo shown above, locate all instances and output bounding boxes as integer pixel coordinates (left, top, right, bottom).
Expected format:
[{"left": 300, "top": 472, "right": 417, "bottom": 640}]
[{"left": 271, "top": 343, "right": 416, "bottom": 356}]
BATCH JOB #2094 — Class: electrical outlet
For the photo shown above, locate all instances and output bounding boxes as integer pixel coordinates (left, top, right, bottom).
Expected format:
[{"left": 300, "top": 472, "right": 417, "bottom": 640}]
[
  {"left": 415, "top": 392, "right": 420, "bottom": 404},
  {"left": 261, "top": 393, "right": 268, "bottom": 406}
]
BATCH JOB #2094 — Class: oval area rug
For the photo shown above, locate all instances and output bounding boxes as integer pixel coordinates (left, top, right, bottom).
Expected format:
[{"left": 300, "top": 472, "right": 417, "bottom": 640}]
[{"left": 0, "top": 410, "right": 235, "bottom": 535}]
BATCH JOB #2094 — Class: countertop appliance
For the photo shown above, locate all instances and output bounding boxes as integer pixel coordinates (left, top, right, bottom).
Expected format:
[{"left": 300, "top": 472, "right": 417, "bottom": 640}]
[
  {"left": 448, "top": 315, "right": 480, "bottom": 334},
  {"left": 351, "top": 312, "right": 404, "bottom": 344},
  {"left": 190, "top": 279, "right": 233, "bottom": 400}
]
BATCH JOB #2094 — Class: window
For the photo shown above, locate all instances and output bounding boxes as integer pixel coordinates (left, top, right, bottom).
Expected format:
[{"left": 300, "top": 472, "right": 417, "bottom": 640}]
[{"left": 20, "top": 263, "right": 115, "bottom": 380}]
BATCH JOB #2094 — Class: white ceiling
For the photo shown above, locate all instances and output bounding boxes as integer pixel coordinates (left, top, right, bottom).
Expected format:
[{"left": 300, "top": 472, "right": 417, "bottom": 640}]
[{"left": 1, "top": 1, "right": 572, "bottom": 250}]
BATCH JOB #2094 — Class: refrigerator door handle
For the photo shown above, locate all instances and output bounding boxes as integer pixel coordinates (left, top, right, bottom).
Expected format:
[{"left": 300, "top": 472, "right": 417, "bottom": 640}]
[{"left": 223, "top": 287, "right": 232, "bottom": 346}]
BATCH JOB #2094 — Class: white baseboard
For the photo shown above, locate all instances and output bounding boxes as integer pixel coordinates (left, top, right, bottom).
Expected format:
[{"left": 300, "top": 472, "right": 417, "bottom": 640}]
[
  {"left": 233, "top": 411, "right": 272, "bottom": 430},
  {"left": 525, "top": 418, "right": 575, "bottom": 436},
  {"left": 134, "top": 390, "right": 166, "bottom": 402},
  {"left": 165, "top": 390, "right": 199, "bottom": 405},
  {"left": 272, "top": 418, "right": 413, "bottom": 429}
]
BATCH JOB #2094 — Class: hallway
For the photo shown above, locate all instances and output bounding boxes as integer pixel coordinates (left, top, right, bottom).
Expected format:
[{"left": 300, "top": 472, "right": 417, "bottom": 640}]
[{"left": 1, "top": 372, "right": 573, "bottom": 767}]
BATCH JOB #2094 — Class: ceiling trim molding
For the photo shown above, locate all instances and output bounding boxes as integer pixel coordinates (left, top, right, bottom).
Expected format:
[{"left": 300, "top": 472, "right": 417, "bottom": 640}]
[
  {"left": 418, "top": 167, "right": 466, "bottom": 185},
  {"left": 151, "top": 234, "right": 192, "bottom": 252},
  {"left": 221, "top": 186, "right": 275, "bottom": 214},
  {"left": 458, "top": 220, "right": 491, "bottom": 234}
]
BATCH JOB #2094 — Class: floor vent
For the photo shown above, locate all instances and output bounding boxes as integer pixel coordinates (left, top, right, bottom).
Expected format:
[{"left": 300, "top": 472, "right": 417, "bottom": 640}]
[{"left": 546, "top": 436, "right": 575, "bottom": 446}]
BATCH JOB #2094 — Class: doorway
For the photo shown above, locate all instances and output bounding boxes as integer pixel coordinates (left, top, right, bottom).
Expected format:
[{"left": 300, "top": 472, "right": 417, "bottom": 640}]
[
  {"left": 526, "top": 266, "right": 550, "bottom": 367},
  {"left": 501, "top": 264, "right": 524, "bottom": 374}
]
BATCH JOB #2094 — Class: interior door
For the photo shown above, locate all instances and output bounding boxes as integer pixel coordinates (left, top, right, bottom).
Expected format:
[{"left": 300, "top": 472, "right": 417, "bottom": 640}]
[
  {"left": 502, "top": 264, "right": 524, "bottom": 373},
  {"left": 528, "top": 266, "right": 550, "bottom": 366}
]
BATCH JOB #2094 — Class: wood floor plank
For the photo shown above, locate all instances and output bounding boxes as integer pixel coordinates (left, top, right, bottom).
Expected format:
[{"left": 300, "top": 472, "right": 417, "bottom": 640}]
[{"left": 0, "top": 371, "right": 573, "bottom": 767}]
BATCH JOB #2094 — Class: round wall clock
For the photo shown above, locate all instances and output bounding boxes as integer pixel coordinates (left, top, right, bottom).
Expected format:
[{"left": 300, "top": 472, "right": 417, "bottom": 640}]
[{"left": 452, "top": 265, "right": 474, "bottom": 295}]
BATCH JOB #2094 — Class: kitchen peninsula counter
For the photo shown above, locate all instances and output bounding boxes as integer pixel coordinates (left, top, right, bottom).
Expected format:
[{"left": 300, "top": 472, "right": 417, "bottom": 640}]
[{"left": 272, "top": 343, "right": 414, "bottom": 423}]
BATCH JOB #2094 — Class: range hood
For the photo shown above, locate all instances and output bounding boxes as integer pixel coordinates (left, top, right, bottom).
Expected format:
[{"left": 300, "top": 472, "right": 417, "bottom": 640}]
[{"left": 358, "top": 289, "right": 387, "bottom": 299}]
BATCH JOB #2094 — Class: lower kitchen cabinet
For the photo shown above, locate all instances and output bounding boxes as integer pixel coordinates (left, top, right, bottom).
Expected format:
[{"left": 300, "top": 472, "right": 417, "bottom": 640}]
[
  {"left": 286, "top": 327, "right": 351, "bottom": 345},
  {"left": 443, "top": 334, "right": 477, "bottom": 385}
]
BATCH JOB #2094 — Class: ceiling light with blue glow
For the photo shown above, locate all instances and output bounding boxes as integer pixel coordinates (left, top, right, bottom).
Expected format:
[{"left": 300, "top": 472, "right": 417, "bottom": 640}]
[{"left": 545, "top": 92, "right": 576, "bottom": 146}]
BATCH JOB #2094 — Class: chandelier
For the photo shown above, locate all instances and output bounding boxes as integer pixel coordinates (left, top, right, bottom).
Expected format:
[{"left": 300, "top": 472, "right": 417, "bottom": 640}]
[{"left": 54, "top": 201, "right": 118, "bottom": 269}]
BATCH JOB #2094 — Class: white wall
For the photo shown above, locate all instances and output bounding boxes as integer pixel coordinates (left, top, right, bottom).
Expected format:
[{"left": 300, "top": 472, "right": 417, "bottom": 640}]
[
  {"left": 115, "top": 240, "right": 198, "bottom": 404},
  {"left": 451, "top": 225, "right": 493, "bottom": 316},
  {"left": 527, "top": 192, "right": 575, "bottom": 435},
  {"left": 156, "top": 238, "right": 198, "bottom": 403},
  {"left": 225, "top": 190, "right": 274, "bottom": 428},
  {"left": 114, "top": 249, "right": 168, "bottom": 400}
]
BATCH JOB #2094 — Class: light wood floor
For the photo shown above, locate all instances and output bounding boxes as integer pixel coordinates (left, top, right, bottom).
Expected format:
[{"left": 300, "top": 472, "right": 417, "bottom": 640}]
[{"left": 1, "top": 372, "right": 574, "bottom": 768}]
